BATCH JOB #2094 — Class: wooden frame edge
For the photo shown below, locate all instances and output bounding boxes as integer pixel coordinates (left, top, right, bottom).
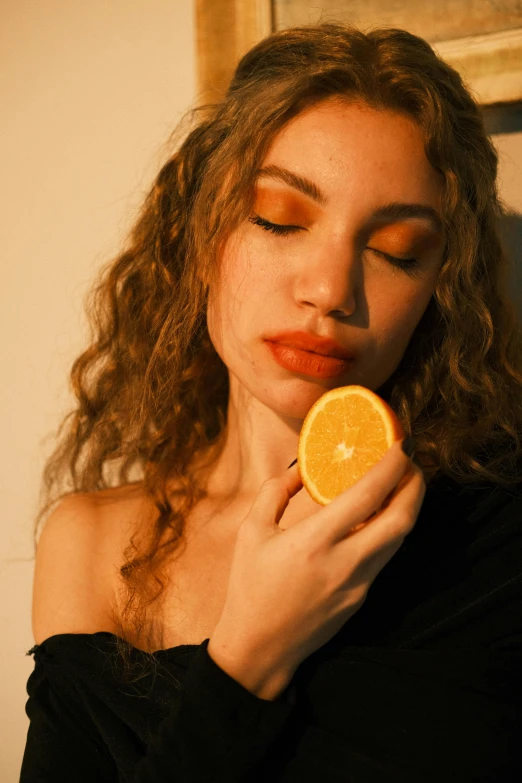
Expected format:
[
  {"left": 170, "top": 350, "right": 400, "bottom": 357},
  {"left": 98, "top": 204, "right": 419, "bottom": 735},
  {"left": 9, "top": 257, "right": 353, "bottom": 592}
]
[
  {"left": 432, "top": 27, "right": 522, "bottom": 106},
  {"left": 196, "top": 0, "right": 274, "bottom": 105}
]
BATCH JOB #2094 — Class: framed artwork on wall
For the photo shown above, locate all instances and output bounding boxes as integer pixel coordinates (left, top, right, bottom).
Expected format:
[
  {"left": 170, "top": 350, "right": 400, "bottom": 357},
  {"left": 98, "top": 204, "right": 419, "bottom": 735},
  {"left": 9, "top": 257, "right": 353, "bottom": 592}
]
[{"left": 196, "top": 0, "right": 522, "bottom": 109}]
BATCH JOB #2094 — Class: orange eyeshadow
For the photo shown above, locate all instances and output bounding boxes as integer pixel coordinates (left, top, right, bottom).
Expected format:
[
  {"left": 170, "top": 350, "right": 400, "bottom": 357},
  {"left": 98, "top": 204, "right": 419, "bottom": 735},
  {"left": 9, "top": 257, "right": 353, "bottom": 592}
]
[
  {"left": 254, "top": 186, "right": 316, "bottom": 225},
  {"left": 370, "top": 223, "right": 442, "bottom": 255}
]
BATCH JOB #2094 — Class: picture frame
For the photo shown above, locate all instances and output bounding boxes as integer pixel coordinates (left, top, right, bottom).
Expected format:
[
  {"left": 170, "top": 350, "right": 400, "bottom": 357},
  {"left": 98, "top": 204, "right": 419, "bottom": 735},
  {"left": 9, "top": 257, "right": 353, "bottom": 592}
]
[{"left": 195, "top": 0, "right": 522, "bottom": 107}]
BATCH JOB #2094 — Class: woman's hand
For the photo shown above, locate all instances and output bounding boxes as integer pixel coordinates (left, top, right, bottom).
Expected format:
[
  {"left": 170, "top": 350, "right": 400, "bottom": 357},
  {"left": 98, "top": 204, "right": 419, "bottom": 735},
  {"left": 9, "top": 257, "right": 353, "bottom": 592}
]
[{"left": 208, "top": 440, "right": 426, "bottom": 698}]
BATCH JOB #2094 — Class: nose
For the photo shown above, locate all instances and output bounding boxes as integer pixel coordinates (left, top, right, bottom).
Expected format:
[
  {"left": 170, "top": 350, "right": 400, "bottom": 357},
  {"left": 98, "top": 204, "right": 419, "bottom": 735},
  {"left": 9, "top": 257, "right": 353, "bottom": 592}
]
[{"left": 294, "top": 235, "right": 358, "bottom": 318}]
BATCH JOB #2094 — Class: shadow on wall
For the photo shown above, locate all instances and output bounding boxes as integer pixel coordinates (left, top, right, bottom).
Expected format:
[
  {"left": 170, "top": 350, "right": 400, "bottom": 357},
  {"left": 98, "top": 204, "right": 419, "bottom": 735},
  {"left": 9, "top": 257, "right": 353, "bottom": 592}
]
[{"left": 500, "top": 210, "right": 522, "bottom": 321}]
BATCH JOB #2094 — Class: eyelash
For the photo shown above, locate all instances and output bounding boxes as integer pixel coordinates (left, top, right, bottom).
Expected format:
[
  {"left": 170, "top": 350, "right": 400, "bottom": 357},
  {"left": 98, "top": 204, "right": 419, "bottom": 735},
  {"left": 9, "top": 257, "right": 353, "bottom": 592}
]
[{"left": 248, "top": 214, "right": 421, "bottom": 273}]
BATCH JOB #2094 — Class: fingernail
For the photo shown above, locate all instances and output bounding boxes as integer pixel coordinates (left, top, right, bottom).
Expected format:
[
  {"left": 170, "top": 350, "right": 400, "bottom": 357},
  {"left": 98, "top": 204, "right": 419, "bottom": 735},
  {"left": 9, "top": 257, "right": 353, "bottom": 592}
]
[
  {"left": 287, "top": 458, "right": 298, "bottom": 469},
  {"left": 401, "top": 436, "right": 416, "bottom": 459}
]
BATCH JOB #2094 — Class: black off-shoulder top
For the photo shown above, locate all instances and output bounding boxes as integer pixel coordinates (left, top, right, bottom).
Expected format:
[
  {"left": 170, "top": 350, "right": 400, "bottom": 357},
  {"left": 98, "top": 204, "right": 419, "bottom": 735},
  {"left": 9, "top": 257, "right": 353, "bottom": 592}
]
[{"left": 20, "top": 472, "right": 522, "bottom": 782}]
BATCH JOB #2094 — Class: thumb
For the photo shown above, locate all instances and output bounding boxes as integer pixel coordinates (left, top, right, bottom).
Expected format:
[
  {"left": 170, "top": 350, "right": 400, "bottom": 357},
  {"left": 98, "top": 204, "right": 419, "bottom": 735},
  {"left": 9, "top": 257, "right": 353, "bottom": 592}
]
[{"left": 245, "top": 461, "right": 303, "bottom": 537}]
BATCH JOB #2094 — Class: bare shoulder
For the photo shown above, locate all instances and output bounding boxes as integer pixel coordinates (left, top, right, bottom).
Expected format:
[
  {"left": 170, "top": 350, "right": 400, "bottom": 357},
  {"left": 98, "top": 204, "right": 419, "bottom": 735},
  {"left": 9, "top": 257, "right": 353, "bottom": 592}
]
[{"left": 32, "top": 482, "right": 153, "bottom": 646}]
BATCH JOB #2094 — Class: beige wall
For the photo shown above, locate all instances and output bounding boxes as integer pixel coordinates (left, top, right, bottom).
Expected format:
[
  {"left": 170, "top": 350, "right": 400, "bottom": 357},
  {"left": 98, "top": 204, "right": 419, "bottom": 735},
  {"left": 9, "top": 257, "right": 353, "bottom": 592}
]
[
  {"left": 495, "top": 133, "right": 522, "bottom": 215},
  {"left": 0, "top": 1, "right": 195, "bottom": 779},
  {"left": 494, "top": 131, "right": 522, "bottom": 319}
]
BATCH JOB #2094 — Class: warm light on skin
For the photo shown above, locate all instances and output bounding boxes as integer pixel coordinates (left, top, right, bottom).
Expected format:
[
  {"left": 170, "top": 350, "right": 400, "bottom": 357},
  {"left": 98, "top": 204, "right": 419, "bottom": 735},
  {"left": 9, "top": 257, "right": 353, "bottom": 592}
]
[
  {"left": 366, "top": 222, "right": 443, "bottom": 258},
  {"left": 252, "top": 183, "right": 444, "bottom": 261},
  {"left": 202, "top": 98, "right": 446, "bottom": 514},
  {"left": 254, "top": 185, "right": 317, "bottom": 228}
]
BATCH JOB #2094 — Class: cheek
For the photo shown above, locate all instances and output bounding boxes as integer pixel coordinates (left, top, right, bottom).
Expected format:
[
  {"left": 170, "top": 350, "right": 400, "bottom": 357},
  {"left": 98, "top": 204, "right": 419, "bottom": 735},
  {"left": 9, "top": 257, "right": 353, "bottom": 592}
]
[
  {"left": 371, "top": 280, "right": 434, "bottom": 347},
  {"left": 207, "top": 238, "right": 270, "bottom": 345},
  {"left": 227, "top": 232, "right": 283, "bottom": 301}
]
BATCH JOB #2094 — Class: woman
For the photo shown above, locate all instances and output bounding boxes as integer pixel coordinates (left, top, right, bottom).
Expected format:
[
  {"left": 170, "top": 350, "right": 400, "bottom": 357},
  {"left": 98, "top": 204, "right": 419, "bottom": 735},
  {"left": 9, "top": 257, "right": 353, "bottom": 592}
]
[{"left": 21, "top": 22, "right": 522, "bottom": 782}]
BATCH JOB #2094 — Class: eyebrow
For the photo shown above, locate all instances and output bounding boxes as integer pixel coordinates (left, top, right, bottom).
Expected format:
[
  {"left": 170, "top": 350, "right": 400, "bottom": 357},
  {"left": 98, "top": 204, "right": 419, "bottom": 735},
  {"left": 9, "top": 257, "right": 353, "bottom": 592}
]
[{"left": 256, "top": 164, "right": 443, "bottom": 234}]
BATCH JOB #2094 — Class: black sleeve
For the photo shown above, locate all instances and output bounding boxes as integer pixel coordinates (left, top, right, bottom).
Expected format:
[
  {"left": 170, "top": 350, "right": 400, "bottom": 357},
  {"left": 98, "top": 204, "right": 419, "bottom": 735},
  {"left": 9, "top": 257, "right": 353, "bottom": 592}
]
[
  {"left": 20, "top": 659, "right": 118, "bottom": 782},
  {"left": 131, "top": 639, "right": 297, "bottom": 782},
  {"left": 20, "top": 638, "right": 298, "bottom": 783}
]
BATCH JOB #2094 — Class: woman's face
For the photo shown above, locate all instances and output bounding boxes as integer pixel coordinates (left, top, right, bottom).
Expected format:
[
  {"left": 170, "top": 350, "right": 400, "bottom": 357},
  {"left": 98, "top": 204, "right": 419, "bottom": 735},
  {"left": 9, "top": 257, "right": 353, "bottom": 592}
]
[{"left": 207, "top": 98, "right": 445, "bottom": 420}]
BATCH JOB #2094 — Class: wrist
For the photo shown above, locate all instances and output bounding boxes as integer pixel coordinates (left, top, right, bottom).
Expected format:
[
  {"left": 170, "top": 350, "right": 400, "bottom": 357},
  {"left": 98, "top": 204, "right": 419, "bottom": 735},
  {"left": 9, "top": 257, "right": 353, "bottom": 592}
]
[{"left": 207, "top": 636, "right": 293, "bottom": 701}]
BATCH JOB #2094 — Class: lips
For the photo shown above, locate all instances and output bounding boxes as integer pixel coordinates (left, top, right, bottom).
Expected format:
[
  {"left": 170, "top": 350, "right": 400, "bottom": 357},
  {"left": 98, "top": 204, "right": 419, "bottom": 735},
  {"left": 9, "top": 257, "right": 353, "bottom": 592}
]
[
  {"left": 264, "top": 330, "right": 355, "bottom": 359},
  {"left": 266, "top": 341, "right": 353, "bottom": 379}
]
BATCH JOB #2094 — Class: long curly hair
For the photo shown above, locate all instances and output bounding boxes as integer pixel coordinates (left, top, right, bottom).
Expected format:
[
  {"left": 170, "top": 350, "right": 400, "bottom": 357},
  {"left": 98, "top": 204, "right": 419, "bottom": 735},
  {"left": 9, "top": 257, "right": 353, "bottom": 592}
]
[{"left": 33, "top": 22, "right": 522, "bottom": 684}]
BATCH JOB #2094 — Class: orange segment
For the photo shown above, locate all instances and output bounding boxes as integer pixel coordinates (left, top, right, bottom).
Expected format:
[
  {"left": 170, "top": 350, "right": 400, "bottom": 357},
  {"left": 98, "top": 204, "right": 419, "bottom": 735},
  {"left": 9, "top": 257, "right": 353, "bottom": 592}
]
[{"left": 297, "top": 385, "right": 405, "bottom": 505}]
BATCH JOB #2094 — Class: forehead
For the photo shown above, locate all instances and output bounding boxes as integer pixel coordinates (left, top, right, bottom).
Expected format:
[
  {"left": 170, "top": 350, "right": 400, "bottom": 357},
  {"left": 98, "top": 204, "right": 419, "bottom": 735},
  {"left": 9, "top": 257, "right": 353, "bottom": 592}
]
[
  {"left": 261, "top": 99, "right": 443, "bottom": 204},
  {"left": 266, "top": 99, "right": 424, "bottom": 157}
]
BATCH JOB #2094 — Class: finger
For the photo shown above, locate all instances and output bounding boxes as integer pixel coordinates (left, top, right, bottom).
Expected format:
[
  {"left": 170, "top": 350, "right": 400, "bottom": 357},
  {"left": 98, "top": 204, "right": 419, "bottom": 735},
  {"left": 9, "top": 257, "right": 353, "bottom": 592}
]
[
  {"left": 298, "top": 439, "right": 413, "bottom": 548},
  {"left": 335, "top": 466, "right": 426, "bottom": 572},
  {"left": 243, "top": 466, "right": 303, "bottom": 534},
  {"left": 336, "top": 532, "right": 406, "bottom": 601}
]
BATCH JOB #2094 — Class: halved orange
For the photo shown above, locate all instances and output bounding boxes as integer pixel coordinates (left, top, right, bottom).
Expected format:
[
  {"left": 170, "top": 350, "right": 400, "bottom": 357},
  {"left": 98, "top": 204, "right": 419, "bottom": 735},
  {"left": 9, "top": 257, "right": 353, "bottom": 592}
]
[{"left": 297, "top": 385, "right": 405, "bottom": 505}]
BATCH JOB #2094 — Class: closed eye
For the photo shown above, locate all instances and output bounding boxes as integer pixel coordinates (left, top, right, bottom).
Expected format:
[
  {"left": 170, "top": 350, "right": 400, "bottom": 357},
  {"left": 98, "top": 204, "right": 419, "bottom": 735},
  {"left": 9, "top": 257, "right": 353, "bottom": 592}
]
[
  {"left": 249, "top": 214, "right": 421, "bottom": 274},
  {"left": 248, "top": 215, "right": 301, "bottom": 236},
  {"left": 368, "top": 247, "right": 420, "bottom": 272}
]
